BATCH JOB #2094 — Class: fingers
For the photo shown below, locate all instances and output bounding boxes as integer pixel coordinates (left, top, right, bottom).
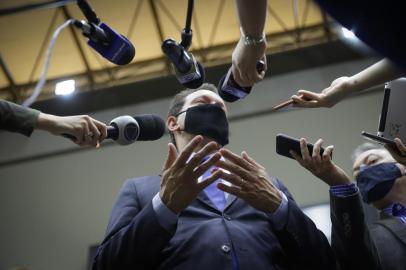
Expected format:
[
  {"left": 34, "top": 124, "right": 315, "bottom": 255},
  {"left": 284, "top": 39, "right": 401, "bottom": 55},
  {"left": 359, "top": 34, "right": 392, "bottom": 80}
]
[
  {"left": 197, "top": 169, "right": 221, "bottom": 190},
  {"left": 93, "top": 119, "right": 108, "bottom": 145},
  {"left": 174, "top": 135, "right": 203, "bottom": 167},
  {"left": 188, "top": 141, "right": 221, "bottom": 169},
  {"left": 241, "top": 151, "right": 262, "bottom": 168},
  {"left": 220, "top": 148, "right": 253, "bottom": 171},
  {"left": 394, "top": 138, "right": 406, "bottom": 156},
  {"left": 216, "top": 159, "right": 251, "bottom": 181},
  {"left": 193, "top": 152, "right": 222, "bottom": 177},
  {"left": 215, "top": 170, "right": 242, "bottom": 186},
  {"left": 163, "top": 143, "right": 178, "bottom": 171},
  {"left": 290, "top": 150, "right": 304, "bottom": 165},
  {"left": 217, "top": 182, "right": 243, "bottom": 198},
  {"left": 312, "top": 138, "right": 323, "bottom": 163},
  {"left": 300, "top": 138, "right": 311, "bottom": 163},
  {"left": 323, "top": 145, "right": 334, "bottom": 161},
  {"left": 291, "top": 90, "right": 322, "bottom": 108},
  {"left": 76, "top": 120, "right": 90, "bottom": 146},
  {"left": 232, "top": 64, "right": 250, "bottom": 87},
  {"left": 297, "top": 90, "right": 321, "bottom": 100},
  {"left": 87, "top": 118, "right": 101, "bottom": 147}
]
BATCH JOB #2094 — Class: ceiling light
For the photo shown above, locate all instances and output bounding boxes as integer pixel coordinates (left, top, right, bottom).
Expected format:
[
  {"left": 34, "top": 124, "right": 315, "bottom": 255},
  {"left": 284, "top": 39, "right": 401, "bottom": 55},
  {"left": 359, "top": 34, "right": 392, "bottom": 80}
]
[
  {"left": 341, "top": 27, "right": 356, "bottom": 40},
  {"left": 55, "top": 79, "right": 75, "bottom": 96}
]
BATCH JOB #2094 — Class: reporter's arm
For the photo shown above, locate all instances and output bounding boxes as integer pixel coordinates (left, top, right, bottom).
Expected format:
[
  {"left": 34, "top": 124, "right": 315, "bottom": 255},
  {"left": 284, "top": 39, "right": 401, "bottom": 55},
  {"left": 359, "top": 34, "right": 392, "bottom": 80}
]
[
  {"left": 36, "top": 113, "right": 107, "bottom": 147},
  {"left": 0, "top": 99, "right": 40, "bottom": 136},
  {"left": 232, "top": 0, "right": 268, "bottom": 86},
  {"left": 235, "top": 0, "right": 267, "bottom": 38},
  {"left": 292, "top": 58, "right": 405, "bottom": 108}
]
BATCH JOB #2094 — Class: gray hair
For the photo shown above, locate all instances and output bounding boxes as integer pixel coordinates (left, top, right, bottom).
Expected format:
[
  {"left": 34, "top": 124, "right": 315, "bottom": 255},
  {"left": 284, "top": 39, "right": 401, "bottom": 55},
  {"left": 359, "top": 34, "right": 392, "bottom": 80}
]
[{"left": 351, "top": 142, "right": 383, "bottom": 163}]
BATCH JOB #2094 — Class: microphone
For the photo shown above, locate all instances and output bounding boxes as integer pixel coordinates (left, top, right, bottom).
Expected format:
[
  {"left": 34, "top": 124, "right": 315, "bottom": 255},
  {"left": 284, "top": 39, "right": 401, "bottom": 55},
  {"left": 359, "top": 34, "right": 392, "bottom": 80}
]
[
  {"left": 162, "top": 38, "right": 205, "bottom": 89},
  {"left": 109, "top": 114, "right": 166, "bottom": 145},
  {"left": 63, "top": 114, "right": 166, "bottom": 145},
  {"left": 218, "top": 60, "right": 266, "bottom": 102},
  {"left": 73, "top": 0, "right": 135, "bottom": 65}
]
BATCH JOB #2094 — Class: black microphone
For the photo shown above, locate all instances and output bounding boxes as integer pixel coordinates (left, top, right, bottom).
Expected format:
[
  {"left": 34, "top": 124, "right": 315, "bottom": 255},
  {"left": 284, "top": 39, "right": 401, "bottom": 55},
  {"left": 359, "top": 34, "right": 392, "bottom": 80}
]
[
  {"left": 162, "top": 39, "right": 205, "bottom": 89},
  {"left": 63, "top": 114, "right": 166, "bottom": 145},
  {"left": 218, "top": 60, "right": 266, "bottom": 102},
  {"left": 74, "top": 0, "right": 135, "bottom": 65}
]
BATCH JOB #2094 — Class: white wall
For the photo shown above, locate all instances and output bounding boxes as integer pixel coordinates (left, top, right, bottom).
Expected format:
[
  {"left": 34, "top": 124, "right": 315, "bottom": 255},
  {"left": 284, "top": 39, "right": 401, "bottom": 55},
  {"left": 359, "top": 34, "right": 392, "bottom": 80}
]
[{"left": 0, "top": 58, "right": 383, "bottom": 270}]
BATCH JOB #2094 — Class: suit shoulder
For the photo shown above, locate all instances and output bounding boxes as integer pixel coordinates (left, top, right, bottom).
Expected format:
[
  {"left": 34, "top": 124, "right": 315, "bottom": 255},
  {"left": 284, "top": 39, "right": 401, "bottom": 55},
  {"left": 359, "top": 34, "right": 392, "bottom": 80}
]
[{"left": 123, "top": 175, "right": 160, "bottom": 195}]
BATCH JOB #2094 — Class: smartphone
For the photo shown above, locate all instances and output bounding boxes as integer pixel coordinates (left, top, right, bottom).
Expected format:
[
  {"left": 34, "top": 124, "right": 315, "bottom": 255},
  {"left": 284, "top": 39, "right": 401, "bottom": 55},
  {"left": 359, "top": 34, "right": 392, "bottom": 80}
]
[
  {"left": 361, "top": 131, "right": 405, "bottom": 156},
  {"left": 276, "top": 133, "right": 327, "bottom": 160}
]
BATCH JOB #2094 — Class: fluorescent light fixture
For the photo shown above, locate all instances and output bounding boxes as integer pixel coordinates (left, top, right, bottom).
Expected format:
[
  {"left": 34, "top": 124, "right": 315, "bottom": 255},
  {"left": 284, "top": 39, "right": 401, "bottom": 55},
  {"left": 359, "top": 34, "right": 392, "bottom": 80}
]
[
  {"left": 55, "top": 79, "right": 75, "bottom": 95},
  {"left": 341, "top": 27, "right": 356, "bottom": 40}
]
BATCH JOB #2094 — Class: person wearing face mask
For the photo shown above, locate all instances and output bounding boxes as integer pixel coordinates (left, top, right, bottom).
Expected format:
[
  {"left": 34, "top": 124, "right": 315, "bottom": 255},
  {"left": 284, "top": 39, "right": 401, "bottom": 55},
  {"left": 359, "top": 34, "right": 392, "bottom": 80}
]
[
  {"left": 92, "top": 83, "right": 335, "bottom": 270},
  {"left": 291, "top": 138, "right": 406, "bottom": 270}
]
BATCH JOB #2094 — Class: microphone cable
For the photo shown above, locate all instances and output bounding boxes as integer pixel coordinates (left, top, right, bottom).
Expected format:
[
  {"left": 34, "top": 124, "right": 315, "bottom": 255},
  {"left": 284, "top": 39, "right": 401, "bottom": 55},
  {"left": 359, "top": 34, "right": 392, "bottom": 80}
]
[{"left": 22, "top": 19, "right": 74, "bottom": 107}]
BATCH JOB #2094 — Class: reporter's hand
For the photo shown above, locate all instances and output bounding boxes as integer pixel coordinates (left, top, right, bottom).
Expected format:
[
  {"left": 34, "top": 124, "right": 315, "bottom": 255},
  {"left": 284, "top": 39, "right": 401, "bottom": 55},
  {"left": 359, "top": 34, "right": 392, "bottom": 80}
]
[
  {"left": 37, "top": 113, "right": 107, "bottom": 147},
  {"left": 231, "top": 36, "right": 267, "bottom": 87},
  {"left": 385, "top": 137, "right": 406, "bottom": 165},
  {"left": 291, "top": 76, "right": 352, "bottom": 108},
  {"left": 160, "top": 136, "right": 222, "bottom": 214},
  {"left": 215, "top": 148, "right": 282, "bottom": 213},
  {"left": 290, "top": 138, "right": 351, "bottom": 186}
]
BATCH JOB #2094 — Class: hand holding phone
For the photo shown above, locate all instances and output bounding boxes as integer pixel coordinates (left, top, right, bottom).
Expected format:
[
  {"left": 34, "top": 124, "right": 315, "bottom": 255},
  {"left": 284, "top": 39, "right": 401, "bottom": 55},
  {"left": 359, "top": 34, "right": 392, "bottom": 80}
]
[{"left": 276, "top": 134, "right": 328, "bottom": 159}]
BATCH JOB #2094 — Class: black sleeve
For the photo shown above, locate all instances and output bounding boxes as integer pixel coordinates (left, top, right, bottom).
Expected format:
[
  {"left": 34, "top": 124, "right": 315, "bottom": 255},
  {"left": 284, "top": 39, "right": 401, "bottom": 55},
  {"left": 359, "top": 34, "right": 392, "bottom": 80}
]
[
  {"left": 272, "top": 179, "right": 337, "bottom": 269},
  {"left": 0, "top": 100, "right": 40, "bottom": 136},
  {"left": 330, "top": 191, "right": 380, "bottom": 270},
  {"left": 92, "top": 180, "right": 176, "bottom": 270}
]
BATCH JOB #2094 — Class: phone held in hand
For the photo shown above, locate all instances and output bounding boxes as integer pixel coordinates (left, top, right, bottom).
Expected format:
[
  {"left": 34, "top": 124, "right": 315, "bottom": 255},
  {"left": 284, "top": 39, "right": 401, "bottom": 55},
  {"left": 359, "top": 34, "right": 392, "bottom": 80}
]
[{"left": 276, "top": 133, "right": 328, "bottom": 160}]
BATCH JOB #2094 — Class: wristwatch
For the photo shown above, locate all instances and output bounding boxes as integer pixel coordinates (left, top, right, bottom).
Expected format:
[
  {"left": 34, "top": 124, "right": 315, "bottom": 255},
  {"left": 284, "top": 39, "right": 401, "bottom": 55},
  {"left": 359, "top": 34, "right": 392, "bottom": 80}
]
[{"left": 240, "top": 27, "right": 266, "bottom": 46}]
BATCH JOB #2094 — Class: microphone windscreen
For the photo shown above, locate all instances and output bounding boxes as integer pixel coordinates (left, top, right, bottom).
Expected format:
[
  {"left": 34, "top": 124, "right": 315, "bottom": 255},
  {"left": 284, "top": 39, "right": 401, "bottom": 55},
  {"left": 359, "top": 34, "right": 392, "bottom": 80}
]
[
  {"left": 133, "top": 114, "right": 166, "bottom": 141},
  {"left": 182, "top": 61, "right": 205, "bottom": 89},
  {"left": 217, "top": 75, "right": 239, "bottom": 102},
  {"left": 88, "top": 23, "right": 135, "bottom": 65}
]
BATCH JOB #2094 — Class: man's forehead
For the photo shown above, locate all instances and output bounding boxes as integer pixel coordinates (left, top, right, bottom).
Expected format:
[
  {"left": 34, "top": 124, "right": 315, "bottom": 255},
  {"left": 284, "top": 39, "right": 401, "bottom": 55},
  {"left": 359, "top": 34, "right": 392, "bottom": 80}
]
[
  {"left": 184, "top": 89, "right": 224, "bottom": 105},
  {"left": 357, "top": 149, "right": 387, "bottom": 160}
]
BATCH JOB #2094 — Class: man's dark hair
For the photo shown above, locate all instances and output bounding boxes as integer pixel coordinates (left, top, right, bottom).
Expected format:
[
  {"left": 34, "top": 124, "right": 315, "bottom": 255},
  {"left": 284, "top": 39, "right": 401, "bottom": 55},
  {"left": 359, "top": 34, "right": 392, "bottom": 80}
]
[{"left": 167, "top": 83, "right": 218, "bottom": 146}]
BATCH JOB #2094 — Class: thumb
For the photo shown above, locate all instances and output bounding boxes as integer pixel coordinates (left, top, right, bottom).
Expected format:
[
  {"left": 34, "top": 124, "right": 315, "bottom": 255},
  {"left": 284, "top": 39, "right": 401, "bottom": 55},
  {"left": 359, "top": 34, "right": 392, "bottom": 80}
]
[
  {"left": 297, "top": 90, "right": 321, "bottom": 101},
  {"left": 163, "top": 143, "right": 178, "bottom": 171}
]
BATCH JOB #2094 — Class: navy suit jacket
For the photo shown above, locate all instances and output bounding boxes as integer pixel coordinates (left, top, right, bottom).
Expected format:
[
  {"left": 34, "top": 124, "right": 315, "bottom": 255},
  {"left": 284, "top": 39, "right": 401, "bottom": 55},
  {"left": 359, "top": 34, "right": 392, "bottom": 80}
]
[{"left": 93, "top": 175, "right": 335, "bottom": 270}]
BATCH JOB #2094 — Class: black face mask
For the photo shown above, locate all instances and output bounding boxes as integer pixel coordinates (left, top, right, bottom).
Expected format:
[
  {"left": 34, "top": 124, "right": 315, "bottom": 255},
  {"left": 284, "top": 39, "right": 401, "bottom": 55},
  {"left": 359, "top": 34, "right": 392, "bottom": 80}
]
[
  {"left": 356, "top": 162, "right": 402, "bottom": 203},
  {"left": 176, "top": 103, "right": 229, "bottom": 146}
]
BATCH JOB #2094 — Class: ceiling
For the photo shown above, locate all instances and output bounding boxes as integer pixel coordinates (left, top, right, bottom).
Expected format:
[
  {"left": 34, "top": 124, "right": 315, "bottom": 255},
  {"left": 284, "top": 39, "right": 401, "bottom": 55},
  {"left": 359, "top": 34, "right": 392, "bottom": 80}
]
[{"left": 0, "top": 0, "right": 335, "bottom": 103}]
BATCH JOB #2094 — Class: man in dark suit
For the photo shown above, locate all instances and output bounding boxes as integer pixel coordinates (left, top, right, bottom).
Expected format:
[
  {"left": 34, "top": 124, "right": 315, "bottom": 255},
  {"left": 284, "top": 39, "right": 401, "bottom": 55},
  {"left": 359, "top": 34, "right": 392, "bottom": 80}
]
[
  {"left": 0, "top": 99, "right": 106, "bottom": 147},
  {"left": 291, "top": 138, "right": 406, "bottom": 270},
  {"left": 92, "top": 83, "right": 335, "bottom": 270}
]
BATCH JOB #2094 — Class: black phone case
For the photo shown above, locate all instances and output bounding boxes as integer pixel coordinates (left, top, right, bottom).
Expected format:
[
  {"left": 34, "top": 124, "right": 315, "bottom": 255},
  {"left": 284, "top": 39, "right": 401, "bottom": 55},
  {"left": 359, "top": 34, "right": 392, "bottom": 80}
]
[{"left": 276, "top": 134, "right": 326, "bottom": 160}]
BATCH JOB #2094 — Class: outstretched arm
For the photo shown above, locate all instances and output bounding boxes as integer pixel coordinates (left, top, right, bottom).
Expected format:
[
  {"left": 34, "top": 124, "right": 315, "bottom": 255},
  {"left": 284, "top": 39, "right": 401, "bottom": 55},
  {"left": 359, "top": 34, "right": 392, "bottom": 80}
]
[{"left": 292, "top": 59, "right": 404, "bottom": 108}]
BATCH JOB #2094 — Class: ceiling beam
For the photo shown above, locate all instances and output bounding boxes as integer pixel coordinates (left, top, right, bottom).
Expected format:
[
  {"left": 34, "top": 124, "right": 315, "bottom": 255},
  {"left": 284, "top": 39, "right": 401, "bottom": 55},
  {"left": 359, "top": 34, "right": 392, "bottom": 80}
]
[
  {"left": 148, "top": 0, "right": 172, "bottom": 74},
  {"left": 0, "top": 53, "right": 18, "bottom": 102}
]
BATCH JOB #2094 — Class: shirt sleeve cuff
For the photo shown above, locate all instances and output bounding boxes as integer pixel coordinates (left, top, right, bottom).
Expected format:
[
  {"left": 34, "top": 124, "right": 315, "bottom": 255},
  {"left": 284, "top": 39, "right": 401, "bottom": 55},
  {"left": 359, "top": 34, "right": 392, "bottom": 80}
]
[
  {"left": 267, "top": 191, "right": 289, "bottom": 230},
  {"left": 330, "top": 183, "right": 358, "bottom": 197},
  {"left": 152, "top": 193, "right": 178, "bottom": 233}
]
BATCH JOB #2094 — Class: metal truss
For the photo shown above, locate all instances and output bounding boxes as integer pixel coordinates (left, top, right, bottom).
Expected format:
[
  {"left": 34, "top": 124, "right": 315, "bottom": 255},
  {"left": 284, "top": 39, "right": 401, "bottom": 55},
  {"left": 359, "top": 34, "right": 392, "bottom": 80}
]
[{"left": 0, "top": 0, "right": 339, "bottom": 103}]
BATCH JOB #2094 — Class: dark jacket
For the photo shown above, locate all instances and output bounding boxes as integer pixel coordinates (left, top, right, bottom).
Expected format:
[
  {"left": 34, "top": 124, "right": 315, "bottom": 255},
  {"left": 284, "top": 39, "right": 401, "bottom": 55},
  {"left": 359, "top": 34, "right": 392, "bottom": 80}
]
[
  {"left": 93, "top": 175, "right": 335, "bottom": 270},
  {"left": 0, "top": 100, "right": 39, "bottom": 136},
  {"left": 330, "top": 191, "right": 406, "bottom": 270}
]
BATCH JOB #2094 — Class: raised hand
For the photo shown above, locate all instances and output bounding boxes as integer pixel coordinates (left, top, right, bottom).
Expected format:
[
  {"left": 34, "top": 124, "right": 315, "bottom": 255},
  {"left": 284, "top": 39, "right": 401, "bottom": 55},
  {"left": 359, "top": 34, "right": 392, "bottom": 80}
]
[
  {"left": 290, "top": 138, "right": 351, "bottom": 186},
  {"left": 160, "top": 135, "right": 222, "bottom": 214},
  {"left": 215, "top": 148, "right": 282, "bottom": 213}
]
